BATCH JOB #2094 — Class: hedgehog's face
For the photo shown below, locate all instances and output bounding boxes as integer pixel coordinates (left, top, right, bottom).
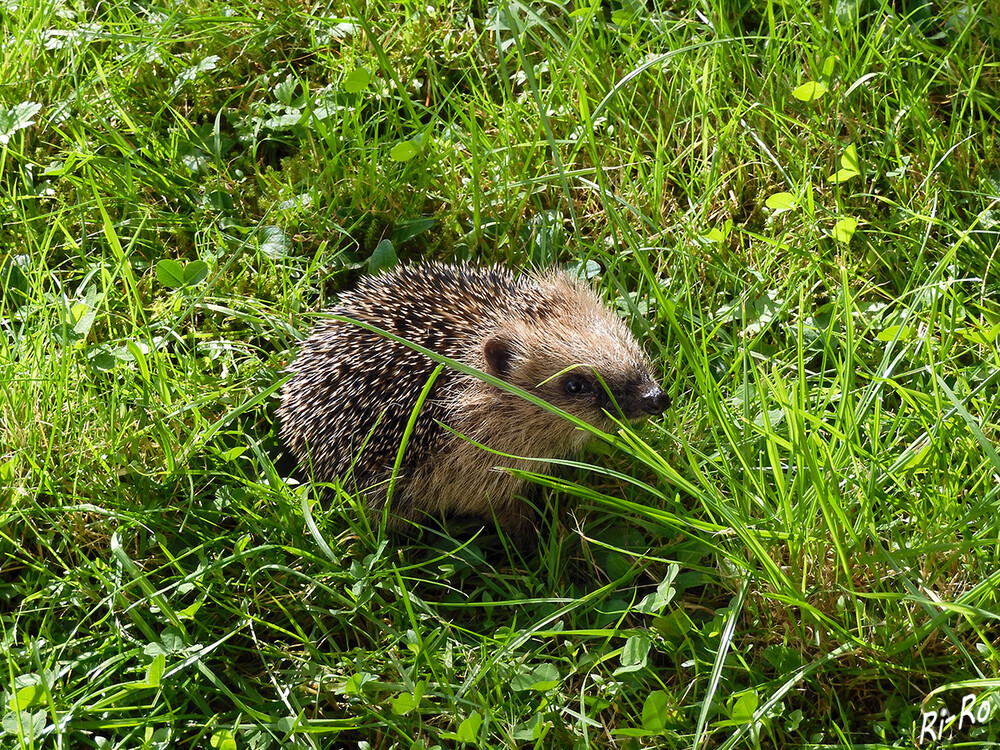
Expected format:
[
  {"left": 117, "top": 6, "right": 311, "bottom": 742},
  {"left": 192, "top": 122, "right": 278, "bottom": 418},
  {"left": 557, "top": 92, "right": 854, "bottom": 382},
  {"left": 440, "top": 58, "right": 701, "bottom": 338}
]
[
  {"left": 548, "top": 367, "right": 671, "bottom": 425},
  {"left": 482, "top": 330, "right": 670, "bottom": 431}
]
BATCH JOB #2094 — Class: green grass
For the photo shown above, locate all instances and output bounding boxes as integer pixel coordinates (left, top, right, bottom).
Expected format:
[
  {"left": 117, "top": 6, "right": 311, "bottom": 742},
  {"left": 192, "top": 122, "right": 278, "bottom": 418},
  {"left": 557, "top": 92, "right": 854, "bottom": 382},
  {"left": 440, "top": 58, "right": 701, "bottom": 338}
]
[{"left": 3, "top": 0, "right": 1000, "bottom": 746}]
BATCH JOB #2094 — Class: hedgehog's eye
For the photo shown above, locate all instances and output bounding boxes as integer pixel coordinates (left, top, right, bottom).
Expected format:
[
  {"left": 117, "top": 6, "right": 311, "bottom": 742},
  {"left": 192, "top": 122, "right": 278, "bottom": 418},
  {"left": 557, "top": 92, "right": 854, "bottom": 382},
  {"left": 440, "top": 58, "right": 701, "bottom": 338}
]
[{"left": 563, "top": 377, "right": 591, "bottom": 396}]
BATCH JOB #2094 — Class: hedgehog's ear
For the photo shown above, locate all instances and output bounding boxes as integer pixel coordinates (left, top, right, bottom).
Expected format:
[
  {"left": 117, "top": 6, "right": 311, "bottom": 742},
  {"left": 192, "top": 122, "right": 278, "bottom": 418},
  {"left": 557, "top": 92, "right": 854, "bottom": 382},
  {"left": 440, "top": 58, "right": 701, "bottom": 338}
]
[{"left": 483, "top": 334, "right": 517, "bottom": 379}]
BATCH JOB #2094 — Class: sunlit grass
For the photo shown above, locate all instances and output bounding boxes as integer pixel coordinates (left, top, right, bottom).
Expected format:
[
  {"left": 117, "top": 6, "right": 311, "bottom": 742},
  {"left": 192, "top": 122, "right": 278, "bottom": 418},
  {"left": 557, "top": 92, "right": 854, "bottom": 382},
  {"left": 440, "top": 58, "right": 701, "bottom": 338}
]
[{"left": 2, "top": 0, "right": 1000, "bottom": 746}]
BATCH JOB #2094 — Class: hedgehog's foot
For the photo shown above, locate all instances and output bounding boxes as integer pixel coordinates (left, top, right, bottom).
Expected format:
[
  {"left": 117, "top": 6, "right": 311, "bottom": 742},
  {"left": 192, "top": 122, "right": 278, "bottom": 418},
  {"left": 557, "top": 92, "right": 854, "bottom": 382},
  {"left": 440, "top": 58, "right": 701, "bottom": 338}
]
[{"left": 494, "top": 501, "right": 539, "bottom": 554}]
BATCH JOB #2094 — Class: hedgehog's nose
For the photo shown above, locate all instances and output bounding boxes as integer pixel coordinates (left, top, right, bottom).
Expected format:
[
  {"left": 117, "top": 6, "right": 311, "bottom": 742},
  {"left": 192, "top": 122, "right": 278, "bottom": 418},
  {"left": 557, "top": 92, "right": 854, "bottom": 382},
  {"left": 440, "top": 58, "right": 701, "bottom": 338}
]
[{"left": 641, "top": 386, "right": 671, "bottom": 415}]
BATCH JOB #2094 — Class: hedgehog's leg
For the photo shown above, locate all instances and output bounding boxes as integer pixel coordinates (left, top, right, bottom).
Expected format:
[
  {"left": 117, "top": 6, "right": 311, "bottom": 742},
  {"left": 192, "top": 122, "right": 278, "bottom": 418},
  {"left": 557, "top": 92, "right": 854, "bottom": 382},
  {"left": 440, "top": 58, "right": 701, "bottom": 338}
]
[
  {"left": 375, "top": 486, "right": 427, "bottom": 538},
  {"left": 493, "top": 499, "right": 539, "bottom": 553}
]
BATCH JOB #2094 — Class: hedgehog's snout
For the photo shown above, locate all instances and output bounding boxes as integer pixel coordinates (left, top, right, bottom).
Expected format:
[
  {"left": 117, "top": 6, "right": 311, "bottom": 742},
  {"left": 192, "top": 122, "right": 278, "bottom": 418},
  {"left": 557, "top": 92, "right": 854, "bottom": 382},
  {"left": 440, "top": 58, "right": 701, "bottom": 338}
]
[
  {"left": 598, "top": 378, "right": 671, "bottom": 421},
  {"left": 640, "top": 384, "right": 671, "bottom": 415}
]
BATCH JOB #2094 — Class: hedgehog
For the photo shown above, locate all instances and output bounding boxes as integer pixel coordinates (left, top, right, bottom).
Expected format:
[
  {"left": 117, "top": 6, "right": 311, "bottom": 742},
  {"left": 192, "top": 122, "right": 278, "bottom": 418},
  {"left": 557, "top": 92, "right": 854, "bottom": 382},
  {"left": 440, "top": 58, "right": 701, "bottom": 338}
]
[{"left": 278, "top": 262, "right": 670, "bottom": 550}]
